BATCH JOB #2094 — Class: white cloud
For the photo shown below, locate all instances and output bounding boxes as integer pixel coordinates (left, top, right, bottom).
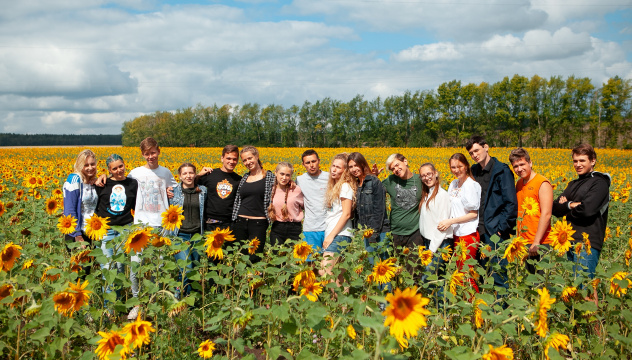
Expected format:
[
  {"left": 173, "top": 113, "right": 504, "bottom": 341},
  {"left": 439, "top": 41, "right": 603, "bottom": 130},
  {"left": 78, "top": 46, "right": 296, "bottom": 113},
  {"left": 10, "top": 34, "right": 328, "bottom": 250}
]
[
  {"left": 394, "top": 42, "right": 461, "bottom": 62},
  {"left": 481, "top": 27, "right": 592, "bottom": 60}
]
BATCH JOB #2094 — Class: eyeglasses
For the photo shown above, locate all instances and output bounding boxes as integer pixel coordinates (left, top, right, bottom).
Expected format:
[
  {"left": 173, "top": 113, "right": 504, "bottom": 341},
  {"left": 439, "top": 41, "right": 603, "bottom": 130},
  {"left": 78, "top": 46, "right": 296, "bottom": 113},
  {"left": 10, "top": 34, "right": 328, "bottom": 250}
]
[{"left": 419, "top": 172, "right": 435, "bottom": 180}]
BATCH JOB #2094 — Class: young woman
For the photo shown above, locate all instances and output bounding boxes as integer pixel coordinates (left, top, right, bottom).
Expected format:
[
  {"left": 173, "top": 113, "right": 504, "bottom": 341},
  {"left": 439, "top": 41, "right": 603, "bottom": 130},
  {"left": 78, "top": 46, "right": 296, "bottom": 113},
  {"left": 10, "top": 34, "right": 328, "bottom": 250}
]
[
  {"left": 438, "top": 153, "right": 481, "bottom": 293},
  {"left": 63, "top": 149, "right": 99, "bottom": 254},
  {"left": 322, "top": 153, "right": 357, "bottom": 280},
  {"left": 268, "top": 162, "right": 304, "bottom": 250},
  {"left": 232, "top": 146, "right": 275, "bottom": 263},
  {"left": 169, "top": 163, "right": 207, "bottom": 297},
  {"left": 347, "top": 152, "right": 388, "bottom": 265},
  {"left": 94, "top": 154, "right": 138, "bottom": 301}
]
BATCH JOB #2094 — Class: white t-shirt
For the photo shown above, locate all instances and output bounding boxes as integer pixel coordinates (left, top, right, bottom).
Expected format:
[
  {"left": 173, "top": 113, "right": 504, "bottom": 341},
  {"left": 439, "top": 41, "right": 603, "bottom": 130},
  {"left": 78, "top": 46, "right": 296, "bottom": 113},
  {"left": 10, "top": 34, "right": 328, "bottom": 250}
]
[
  {"left": 419, "top": 186, "right": 453, "bottom": 252},
  {"left": 447, "top": 177, "right": 481, "bottom": 236},
  {"left": 128, "top": 166, "right": 177, "bottom": 227},
  {"left": 296, "top": 171, "right": 329, "bottom": 232},
  {"left": 324, "top": 182, "right": 354, "bottom": 238}
]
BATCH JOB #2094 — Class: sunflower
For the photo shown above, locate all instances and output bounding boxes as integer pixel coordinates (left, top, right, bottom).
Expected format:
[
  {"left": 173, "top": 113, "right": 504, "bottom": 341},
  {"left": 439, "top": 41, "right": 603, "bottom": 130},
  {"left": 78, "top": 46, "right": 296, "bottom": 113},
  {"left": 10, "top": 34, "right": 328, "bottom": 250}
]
[
  {"left": 480, "top": 244, "right": 492, "bottom": 260},
  {"left": 0, "top": 283, "right": 14, "bottom": 301},
  {"left": 418, "top": 247, "right": 433, "bottom": 267},
  {"left": 473, "top": 298, "right": 487, "bottom": 328},
  {"left": 347, "top": 324, "right": 357, "bottom": 339},
  {"left": 150, "top": 234, "right": 171, "bottom": 248},
  {"left": 41, "top": 266, "right": 60, "bottom": 282},
  {"left": 626, "top": 249, "right": 631, "bottom": 266},
  {"left": 382, "top": 287, "right": 430, "bottom": 348},
  {"left": 161, "top": 205, "right": 185, "bottom": 232},
  {"left": 68, "top": 279, "right": 92, "bottom": 311},
  {"left": 581, "top": 232, "right": 592, "bottom": 255},
  {"left": 25, "top": 175, "right": 38, "bottom": 188},
  {"left": 71, "top": 249, "right": 93, "bottom": 265},
  {"left": 544, "top": 333, "right": 569, "bottom": 360},
  {"left": 52, "top": 188, "right": 63, "bottom": 199},
  {"left": 455, "top": 239, "right": 468, "bottom": 262},
  {"left": 53, "top": 291, "right": 76, "bottom": 316},
  {"left": 57, "top": 215, "right": 77, "bottom": 235},
  {"left": 125, "top": 228, "right": 151, "bottom": 254},
  {"left": 609, "top": 271, "right": 631, "bottom": 297},
  {"left": 299, "top": 278, "right": 323, "bottom": 302},
  {"left": 441, "top": 245, "right": 453, "bottom": 262},
  {"left": 503, "top": 236, "right": 529, "bottom": 263},
  {"left": 122, "top": 314, "right": 156, "bottom": 349},
  {"left": 521, "top": 196, "right": 540, "bottom": 216},
  {"left": 293, "top": 269, "right": 316, "bottom": 292},
  {"left": 168, "top": 300, "right": 188, "bottom": 318},
  {"left": 535, "top": 287, "right": 556, "bottom": 337},
  {"left": 45, "top": 198, "right": 61, "bottom": 215},
  {"left": 560, "top": 287, "right": 578, "bottom": 303},
  {"left": 481, "top": 344, "right": 514, "bottom": 360},
  {"left": 84, "top": 215, "right": 110, "bottom": 241},
  {"left": 293, "top": 241, "right": 313, "bottom": 263},
  {"left": 0, "top": 242, "right": 22, "bottom": 272},
  {"left": 363, "top": 228, "right": 374, "bottom": 239},
  {"left": 0, "top": 200, "right": 5, "bottom": 217},
  {"left": 549, "top": 217, "right": 576, "bottom": 256},
  {"left": 95, "top": 330, "right": 129, "bottom": 360},
  {"left": 197, "top": 340, "right": 216, "bottom": 359},
  {"left": 204, "top": 227, "right": 236, "bottom": 260},
  {"left": 448, "top": 270, "right": 465, "bottom": 296},
  {"left": 248, "top": 238, "right": 260, "bottom": 255},
  {"left": 372, "top": 258, "right": 399, "bottom": 285}
]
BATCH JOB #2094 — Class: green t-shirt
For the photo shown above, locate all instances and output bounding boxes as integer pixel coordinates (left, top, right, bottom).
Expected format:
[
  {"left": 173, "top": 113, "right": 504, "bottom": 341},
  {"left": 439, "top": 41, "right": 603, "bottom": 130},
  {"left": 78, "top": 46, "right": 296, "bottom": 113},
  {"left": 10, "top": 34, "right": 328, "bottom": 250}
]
[{"left": 383, "top": 174, "right": 422, "bottom": 236}]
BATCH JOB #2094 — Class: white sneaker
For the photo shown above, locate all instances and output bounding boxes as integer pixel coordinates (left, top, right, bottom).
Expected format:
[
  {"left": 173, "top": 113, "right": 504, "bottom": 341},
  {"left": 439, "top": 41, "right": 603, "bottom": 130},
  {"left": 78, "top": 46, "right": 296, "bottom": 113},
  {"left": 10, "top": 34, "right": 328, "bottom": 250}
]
[{"left": 127, "top": 306, "right": 140, "bottom": 320}]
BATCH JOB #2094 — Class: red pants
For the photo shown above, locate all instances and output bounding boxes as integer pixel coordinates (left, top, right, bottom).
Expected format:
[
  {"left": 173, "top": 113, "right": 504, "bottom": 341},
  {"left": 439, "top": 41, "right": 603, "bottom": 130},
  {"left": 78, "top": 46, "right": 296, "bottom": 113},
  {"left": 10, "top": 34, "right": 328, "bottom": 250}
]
[{"left": 454, "top": 231, "right": 480, "bottom": 293}]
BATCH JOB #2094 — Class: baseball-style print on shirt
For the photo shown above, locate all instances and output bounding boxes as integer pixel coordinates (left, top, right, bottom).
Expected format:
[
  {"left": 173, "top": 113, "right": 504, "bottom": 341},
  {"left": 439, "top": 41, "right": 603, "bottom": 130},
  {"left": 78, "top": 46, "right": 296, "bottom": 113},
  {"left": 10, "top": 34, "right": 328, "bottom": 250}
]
[
  {"left": 108, "top": 184, "right": 127, "bottom": 214},
  {"left": 395, "top": 183, "right": 418, "bottom": 210},
  {"left": 217, "top": 179, "right": 233, "bottom": 199}
]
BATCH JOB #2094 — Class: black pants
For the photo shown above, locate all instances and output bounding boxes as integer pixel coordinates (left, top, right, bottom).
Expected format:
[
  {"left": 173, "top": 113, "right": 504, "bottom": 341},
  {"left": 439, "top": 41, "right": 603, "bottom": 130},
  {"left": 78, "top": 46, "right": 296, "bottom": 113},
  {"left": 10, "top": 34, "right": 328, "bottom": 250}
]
[
  {"left": 269, "top": 222, "right": 302, "bottom": 248},
  {"left": 392, "top": 229, "right": 424, "bottom": 280},
  {"left": 233, "top": 217, "right": 269, "bottom": 263},
  {"left": 205, "top": 221, "right": 233, "bottom": 232}
]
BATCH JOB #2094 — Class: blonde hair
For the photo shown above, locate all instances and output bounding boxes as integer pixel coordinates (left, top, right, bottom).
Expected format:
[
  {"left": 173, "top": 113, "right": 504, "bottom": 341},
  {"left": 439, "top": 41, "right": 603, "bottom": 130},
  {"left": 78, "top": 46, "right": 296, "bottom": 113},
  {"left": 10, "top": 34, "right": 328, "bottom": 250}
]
[
  {"left": 324, "top": 153, "right": 357, "bottom": 209},
  {"left": 241, "top": 145, "right": 263, "bottom": 169},
  {"left": 268, "top": 162, "right": 294, "bottom": 221},
  {"left": 73, "top": 149, "right": 96, "bottom": 183}
]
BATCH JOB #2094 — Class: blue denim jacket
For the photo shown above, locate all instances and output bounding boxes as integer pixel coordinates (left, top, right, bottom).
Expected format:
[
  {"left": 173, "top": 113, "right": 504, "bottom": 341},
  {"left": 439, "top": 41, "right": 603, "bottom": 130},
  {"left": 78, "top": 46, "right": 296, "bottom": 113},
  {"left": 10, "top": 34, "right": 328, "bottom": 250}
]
[
  {"left": 353, "top": 175, "right": 389, "bottom": 243},
  {"left": 169, "top": 183, "right": 207, "bottom": 235}
]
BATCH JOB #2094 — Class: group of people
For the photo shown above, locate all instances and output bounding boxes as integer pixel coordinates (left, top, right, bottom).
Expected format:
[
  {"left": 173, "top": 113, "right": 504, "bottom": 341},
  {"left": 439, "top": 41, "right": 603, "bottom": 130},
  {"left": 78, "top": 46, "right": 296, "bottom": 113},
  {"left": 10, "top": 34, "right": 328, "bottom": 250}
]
[{"left": 63, "top": 136, "right": 611, "bottom": 315}]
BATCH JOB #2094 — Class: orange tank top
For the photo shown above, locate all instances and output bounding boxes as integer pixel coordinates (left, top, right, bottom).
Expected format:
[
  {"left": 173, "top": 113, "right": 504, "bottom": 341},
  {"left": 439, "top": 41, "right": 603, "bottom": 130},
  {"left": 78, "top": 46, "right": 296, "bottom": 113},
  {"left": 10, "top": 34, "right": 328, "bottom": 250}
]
[{"left": 515, "top": 173, "right": 551, "bottom": 244}]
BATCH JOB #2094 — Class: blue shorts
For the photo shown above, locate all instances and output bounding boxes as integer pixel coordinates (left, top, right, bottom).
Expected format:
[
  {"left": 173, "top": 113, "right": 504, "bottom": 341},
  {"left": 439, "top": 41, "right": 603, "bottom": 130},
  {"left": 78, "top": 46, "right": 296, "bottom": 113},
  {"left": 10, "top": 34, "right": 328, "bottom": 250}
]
[
  {"left": 303, "top": 231, "right": 324, "bottom": 261},
  {"left": 323, "top": 235, "right": 352, "bottom": 254}
]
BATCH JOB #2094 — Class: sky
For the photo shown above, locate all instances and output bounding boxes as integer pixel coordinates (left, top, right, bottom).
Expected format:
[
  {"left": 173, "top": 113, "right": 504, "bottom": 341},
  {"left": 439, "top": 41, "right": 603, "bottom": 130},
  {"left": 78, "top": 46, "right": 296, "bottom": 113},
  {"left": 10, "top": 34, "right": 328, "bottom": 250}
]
[{"left": 1, "top": 0, "right": 631, "bottom": 135}]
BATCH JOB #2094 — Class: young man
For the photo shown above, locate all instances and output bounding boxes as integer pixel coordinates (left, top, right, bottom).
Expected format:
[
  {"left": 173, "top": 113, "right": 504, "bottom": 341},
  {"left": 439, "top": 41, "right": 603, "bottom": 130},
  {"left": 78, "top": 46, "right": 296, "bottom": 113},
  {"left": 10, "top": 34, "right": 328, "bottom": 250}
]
[
  {"left": 552, "top": 143, "right": 610, "bottom": 279},
  {"left": 509, "top": 148, "right": 553, "bottom": 274},
  {"left": 466, "top": 136, "right": 517, "bottom": 291},
  {"left": 197, "top": 145, "right": 242, "bottom": 231},
  {"left": 128, "top": 137, "right": 177, "bottom": 319},
  {"left": 296, "top": 149, "right": 329, "bottom": 254}
]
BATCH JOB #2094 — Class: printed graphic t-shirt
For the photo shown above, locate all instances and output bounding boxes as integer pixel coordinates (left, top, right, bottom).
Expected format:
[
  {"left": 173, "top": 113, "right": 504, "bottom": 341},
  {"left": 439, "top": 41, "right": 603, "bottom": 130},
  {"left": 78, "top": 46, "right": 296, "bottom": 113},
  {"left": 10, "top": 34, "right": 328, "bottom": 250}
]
[
  {"left": 383, "top": 174, "right": 422, "bottom": 236},
  {"left": 198, "top": 169, "right": 242, "bottom": 223},
  {"left": 128, "top": 166, "right": 177, "bottom": 227},
  {"left": 95, "top": 177, "right": 138, "bottom": 226}
]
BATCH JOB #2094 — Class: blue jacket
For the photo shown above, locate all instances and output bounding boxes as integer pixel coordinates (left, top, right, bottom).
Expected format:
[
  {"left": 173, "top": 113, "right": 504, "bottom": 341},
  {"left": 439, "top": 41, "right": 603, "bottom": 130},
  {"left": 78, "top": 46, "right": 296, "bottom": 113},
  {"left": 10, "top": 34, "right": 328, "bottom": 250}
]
[
  {"left": 62, "top": 173, "right": 85, "bottom": 238},
  {"left": 472, "top": 157, "right": 517, "bottom": 239},
  {"left": 353, "top": 174, "right": 389, "bottom": 242},
  {"left": 169, "top": 183, "right": 207, "bottom": 235}
]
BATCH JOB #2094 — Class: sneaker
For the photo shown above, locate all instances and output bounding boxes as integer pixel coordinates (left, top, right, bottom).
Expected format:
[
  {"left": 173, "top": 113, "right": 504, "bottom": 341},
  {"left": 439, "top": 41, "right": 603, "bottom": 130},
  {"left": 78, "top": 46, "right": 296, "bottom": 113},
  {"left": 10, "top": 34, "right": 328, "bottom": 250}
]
[{"left": 127, "top": 306, "right": 140, "bottom": 320}]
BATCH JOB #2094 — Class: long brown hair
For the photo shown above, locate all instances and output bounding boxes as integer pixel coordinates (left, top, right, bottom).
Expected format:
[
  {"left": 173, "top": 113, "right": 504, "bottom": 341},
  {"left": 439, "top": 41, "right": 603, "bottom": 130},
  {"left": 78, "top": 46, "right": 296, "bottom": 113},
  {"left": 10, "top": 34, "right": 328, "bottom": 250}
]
[
  {"left": 268, "top": 162, "right": 294, "bottom": 221},
  {"left": 449, "top": 153, "right": 473, "bottom": 180},
  {"left": 419, "top": 163, "right": 440, "bottom": 210},
  {"left": 178, "top": 162, "right": 201, "bottom": 193},
  {"left": 324, "top": 153, "right": 357, "bottom": 209},
  {"left": 347, "top": 152, "right": 371, "bottom": 179}
]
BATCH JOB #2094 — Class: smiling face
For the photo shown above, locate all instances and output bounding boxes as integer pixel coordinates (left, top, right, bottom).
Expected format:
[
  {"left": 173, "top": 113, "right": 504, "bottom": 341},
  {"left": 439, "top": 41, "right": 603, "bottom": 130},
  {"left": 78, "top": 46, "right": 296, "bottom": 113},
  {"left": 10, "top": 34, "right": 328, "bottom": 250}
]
[
  {"left": 82, "top": 156, "right": 97, "bottom": 179},
  {"left": 573, "top": 154, "right": 595, "bottom": 175},
  {"left": 330, "top": 158, "right": 347, "bottom": 181},
  {"left": 302, "top": 154, "right": 321, "bottom": 176},
  {"left": 419, "top": 165, "right": 437, "bottom": 188},
  {"left": 511, "top": 157, "right": 533, "bottom": 180},
  {"left": 450, "top": 159, "right": 468, "bottom": 181},
  {"left": 142, "top": 146, "right": 160, "bottom": 169},
  {"left": 348, "top": 159, "right": 364, "bottom": 179},
  {"left": 179, "top": 166, "right": 196, "bottom": 188},
  {"left": 108, "top": 159, "right": 126, "bottom": 180},
  {"left": 389, "top": 158, "right": 409, "bottom": 179},
  {"left": 241, "top": 151, "right": 259, "bottom": 172},
  {"left": 276, "top": 166, "right": 293, "bottom": 186},
  {"left": 467, "top": 143, "right": 490, "bottom": 165},
  {"left": 221, "top": 151, "right": 239, "bottom": 172}
]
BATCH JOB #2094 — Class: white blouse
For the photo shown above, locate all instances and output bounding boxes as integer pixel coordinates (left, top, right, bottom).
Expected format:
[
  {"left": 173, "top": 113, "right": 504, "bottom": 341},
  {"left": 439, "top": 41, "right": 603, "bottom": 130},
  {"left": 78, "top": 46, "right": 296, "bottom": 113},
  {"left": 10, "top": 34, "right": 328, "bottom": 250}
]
[
  {"left": 447, "top": 177, "right": 481, "bottom": 236},
  {"left": 419, "top": 186, "right": 453, "bottom": 252}
]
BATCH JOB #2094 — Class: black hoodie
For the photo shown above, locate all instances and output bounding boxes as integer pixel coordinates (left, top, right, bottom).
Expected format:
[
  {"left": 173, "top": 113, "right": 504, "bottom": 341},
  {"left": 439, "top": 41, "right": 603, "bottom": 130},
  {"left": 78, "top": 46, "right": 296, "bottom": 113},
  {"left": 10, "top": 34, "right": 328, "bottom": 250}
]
[{"left": 552, "top": 171, "right": 611, "bottom": 251}]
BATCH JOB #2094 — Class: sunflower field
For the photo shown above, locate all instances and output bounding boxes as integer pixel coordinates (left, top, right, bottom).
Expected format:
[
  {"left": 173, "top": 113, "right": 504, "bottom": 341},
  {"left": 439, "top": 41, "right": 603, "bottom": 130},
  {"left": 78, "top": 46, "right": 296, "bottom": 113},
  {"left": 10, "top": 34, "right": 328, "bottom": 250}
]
[{"left": 0, "top": 146, "right": 631, "bottom": 360}]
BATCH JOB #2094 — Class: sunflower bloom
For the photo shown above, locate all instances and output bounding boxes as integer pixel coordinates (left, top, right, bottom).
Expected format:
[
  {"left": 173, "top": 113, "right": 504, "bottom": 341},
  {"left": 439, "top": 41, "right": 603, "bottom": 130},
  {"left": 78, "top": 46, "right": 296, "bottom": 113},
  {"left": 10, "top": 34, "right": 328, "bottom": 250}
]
[
  {"left": 347, "top": 324, "right": 357, "bottom": 339},
  {"left": 455, "top": 239, "right": 468, "bottom": 262},
  {"left": 449, "top": 270, "right": 465, "bottom": 296},
  {"left": 549, "top": 217, "right": 575, "bottom": 256},
  {"left": 96, "top": 330, "right": 129, "bottom": 360},
  {"left": 0, "top": 200, "right": 5, "bottom": 217},
  {"left": 0, "top": 284, "right": 14, "bottom": 302},
  {"left": 481, "top": 344, "right": 514, "bottom": 360},
  {"left": 293, "top": 269, "right": 316, "bottom": 292},
  {"left": 503, "top": 236, "right": 529, "bottom": 263},
  {"left": 293, "top": 241, "right": 313, "bottom": 263},
  {"left": 197, "top": 340, "right": 216, "bottom": 359},
  {"left": 150, "top": 234, "right": 171, "bottom": 248},
  {"left": 125, "top": 228, "right": 151, "bottom": 254},
  {"left": 382, "top": 287, "right": 430, "bottom": 348},
  {"left": 204, "top": 227, "right": 236, "bottom": 260},
  {"left": 71, "top": 249, "right": 93, "bottom": 265},
  {"left": 581, "top": 232, "right": 591, "bottom": 255},
  {"left": 609, "top": 271, "right": 631, "bottom": 297},
  {"left": 45, "top": 198, "right": 61, "bottom": 215},
  {"left": 41, "top": 266, "right": 60, "bottom": 282},
  {"left": 0, "top": 242, "right": 22, "bottom": 272},
  {"left": 122, "top": 314, "right": 156, "bottom": 349},
  {"left": 57, "top": 214, "right": 77, "bottom": 235},
  {"left": 521, "top": 196, "right": 540, "bottom": 216},
  {"left": 544, "top": 333, "right": 570, "bottom": 360},
  {"left": 474, "top": 298, "right": 487, "bottom": 328},
  {"left": 625, "top": 249, "right": 631, "bottom": 266},
  {"left": 535, "top": 287, "right": 556, "bottom": 337},
  {"left": 53, "top": 291, "right": 76, "bottom": 316},
  {"left": 68, "top": 279, "right": 92, "bottom": 311},
  {"left": 418, "top": 247, "right": 433, "bottom": 266},
  {"left": 372, "top": 258, "right": 399, "bottom": 285},
  {"left": 299, "top": 278, "right": 323, "bottom": 302},
  {"left": 25, "top": 176, "right": 38, "bottom": 188},
  {"left": 480, "top": 244, "right": 492, "bottom": 260},
  {"left": 21, "top": 259, "right": 33, "bottom": 270},
  {"left": 84, "top": 215, "right": 110, "bottom": 241},
  {"left": 561, "top": 287, "right": 578, "bottom": 303},
  {"left": 248, "top": 238, "right": 260, "bottom": 255},
  {"left": 161, "top": 205, "right": 185, "bottom": 232},
  {"left": 441, "top": 245, "right": 453, "bottom": 262}
]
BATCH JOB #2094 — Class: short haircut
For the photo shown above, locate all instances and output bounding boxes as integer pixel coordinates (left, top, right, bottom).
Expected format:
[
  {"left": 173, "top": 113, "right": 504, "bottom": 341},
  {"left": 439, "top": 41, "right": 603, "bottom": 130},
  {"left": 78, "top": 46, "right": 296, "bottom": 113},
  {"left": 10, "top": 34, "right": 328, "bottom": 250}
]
[
  {"left": 465, "top": 135, "right": 487, "bottom": 151},
  {"left": 572, "top": 143, "right": 597, "bottom": 161},
  {"left": 385, "top": 153, "right": 406, "bottom": 171},
  {"left": 140, "top": 137, "right": 159, "bottom": 153},
  {"left": 509, "top": 148, "right": 531, "bottom": 164},
  {"left": 222, "top": 145, "right": 239, "bottom": 157},
  {"left": 301, "top": 149, "right": 319, "bottom": 162}
]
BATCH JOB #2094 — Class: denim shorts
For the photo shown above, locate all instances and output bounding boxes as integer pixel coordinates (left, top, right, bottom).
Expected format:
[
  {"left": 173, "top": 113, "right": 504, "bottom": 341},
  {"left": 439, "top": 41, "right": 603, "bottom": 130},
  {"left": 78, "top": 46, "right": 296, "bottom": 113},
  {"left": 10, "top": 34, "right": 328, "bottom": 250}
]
[{"left": 323, "top": 235, "right": 352, "bottom": 254}]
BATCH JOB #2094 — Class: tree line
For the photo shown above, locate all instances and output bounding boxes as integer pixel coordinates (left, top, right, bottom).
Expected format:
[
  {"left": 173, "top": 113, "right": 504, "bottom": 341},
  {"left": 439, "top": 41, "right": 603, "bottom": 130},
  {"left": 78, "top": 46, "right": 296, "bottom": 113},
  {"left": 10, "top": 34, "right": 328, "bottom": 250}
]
[
  {"left": 0, "top": 134, "right": 122, "bottom": 146},
  {"left": 121, "top": 74, "right": 632, "bottom": 149}
]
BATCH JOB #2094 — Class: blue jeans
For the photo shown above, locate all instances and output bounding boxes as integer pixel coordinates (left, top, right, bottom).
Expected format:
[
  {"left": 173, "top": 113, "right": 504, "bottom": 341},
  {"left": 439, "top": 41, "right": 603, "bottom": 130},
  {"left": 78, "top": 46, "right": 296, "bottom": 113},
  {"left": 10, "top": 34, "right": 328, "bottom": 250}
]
[
  {"left": 323, "top": 235, "right": 351, "bottom": 254},
  {"left": 568, "top": 247, "right": 601, "bottom": 280},
  {"left": 173, "top": 232, "right": 200, "bottom": 298},
  {"left": 100, "top": 229, "right": 126, "bottom": 299}
]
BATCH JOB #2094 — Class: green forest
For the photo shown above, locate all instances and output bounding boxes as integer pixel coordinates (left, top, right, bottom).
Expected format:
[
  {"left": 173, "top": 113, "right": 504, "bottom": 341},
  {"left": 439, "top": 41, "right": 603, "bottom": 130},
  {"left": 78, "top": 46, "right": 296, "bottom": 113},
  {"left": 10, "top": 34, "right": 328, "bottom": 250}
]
[
  {"left": 121, "top": 74, "right": 632, "bottom": 148},
  {"left": 0, "top": 134, "right": 122, "bottom": 146}
]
